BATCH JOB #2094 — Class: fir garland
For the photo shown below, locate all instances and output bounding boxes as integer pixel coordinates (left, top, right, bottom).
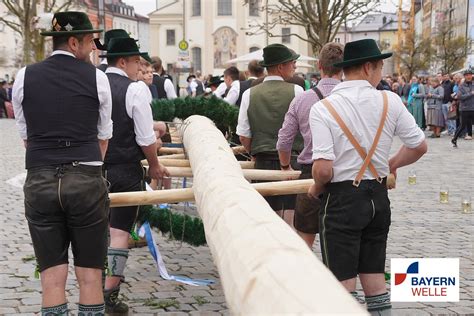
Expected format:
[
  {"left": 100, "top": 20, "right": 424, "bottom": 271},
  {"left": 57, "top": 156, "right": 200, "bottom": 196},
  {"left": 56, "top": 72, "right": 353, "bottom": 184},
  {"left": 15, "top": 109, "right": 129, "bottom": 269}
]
[
  {"left": 137, "top": 205, "right": 207, "bottom": 247},
  {"left": 151, "top": 96, "right": 239, "bottom": 134}
]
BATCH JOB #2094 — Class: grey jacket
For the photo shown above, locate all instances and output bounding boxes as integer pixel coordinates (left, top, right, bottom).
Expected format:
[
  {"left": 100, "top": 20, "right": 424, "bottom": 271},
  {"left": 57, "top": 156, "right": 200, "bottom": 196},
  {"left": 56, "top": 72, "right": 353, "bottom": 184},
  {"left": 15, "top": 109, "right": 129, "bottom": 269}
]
[
  {"left": 425, "top": 86, "right": 444, "bottom": 110},
  {"left": 457, "top": 81, "right": 474, "bottom": 111}
]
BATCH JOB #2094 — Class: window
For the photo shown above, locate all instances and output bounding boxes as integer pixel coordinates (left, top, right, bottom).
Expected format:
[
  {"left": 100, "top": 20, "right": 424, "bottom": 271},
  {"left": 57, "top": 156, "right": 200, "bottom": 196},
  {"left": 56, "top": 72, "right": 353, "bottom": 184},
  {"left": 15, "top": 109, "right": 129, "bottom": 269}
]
[
  {"left": 218, "top": 0, "right": 232, "bottom": 16},
  {"left": 335, "top": 37, "right": 340, "bottom": 43},
  {"left": 282, "top": 27, "right": 291, "bottom": 44},
  {"left": 249, "top": 46, "right": 259, "bottom": 52},
  {"left": 192, "top": 0, "right": 201, "bottom": 16},
  {"left": 166, "top": 29, "right": 176, "bottom": 46},
  {"left": 192, "top": 47, "right": 202, "bottom": 72},
  {"left": 249, "top": 0, "right": 260, "bottom": 16}
]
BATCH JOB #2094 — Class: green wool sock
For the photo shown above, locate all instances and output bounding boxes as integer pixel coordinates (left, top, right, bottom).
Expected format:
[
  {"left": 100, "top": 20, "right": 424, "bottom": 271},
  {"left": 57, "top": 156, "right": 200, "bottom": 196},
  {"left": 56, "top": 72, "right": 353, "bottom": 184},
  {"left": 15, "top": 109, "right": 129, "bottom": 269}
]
[
  {"left": 366, "top": 292, "right": 391, "bottom": 312},
  {"left": 78, "top": 303, "right": 105, "bottom": 316},
  {"left": 41, "top": 303, "right": 68, "bottom": 316}
]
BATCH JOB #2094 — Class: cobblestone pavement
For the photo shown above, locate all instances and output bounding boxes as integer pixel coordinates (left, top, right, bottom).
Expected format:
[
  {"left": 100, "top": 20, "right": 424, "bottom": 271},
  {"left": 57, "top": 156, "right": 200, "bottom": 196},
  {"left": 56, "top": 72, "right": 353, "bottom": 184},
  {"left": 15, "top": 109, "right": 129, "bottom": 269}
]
[{"left": 1, "top": 118, "right": 473, "bottom": 315}]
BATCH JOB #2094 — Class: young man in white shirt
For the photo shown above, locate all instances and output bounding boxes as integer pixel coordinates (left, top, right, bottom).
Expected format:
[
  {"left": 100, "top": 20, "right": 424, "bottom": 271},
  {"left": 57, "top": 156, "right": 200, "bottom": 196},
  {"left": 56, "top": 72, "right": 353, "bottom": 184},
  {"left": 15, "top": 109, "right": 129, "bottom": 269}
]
[
  {"left": 223, "top": 66, "right": 241, "bottom": 106},
  {"left": 101, "top": 37, "right": 169, "bottom": 314},
  {"left": 309, "top": 39, "right": 427, "bottom": 315}
]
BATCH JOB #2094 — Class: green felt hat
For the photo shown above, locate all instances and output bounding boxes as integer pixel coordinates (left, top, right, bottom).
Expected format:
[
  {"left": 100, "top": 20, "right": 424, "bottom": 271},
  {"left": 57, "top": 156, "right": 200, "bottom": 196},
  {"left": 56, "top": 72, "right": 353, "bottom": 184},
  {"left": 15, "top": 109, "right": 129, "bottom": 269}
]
[
  {"left": 206, "top": 76, "right": 223, "bottom": 87},
  {"left": 463, "top": 68, "right": 473, "bottom": 75},
  {"left": 142, "top": 53, "right": 153, "bottom": 63},
  {"left": 259, "top": 44, "right": 300, "bottom": 67},
  {"left": 99, "top": 37, "right": 148, "bottom": 58},
  {"left": 333, "top": 39, "right": 392, "bottom": 68},
  {"left": 41, "top": 11, "right": 103, "bottom": 36},
  {"left": 94, "top": 29, "right": 136, "bottom": 51}
]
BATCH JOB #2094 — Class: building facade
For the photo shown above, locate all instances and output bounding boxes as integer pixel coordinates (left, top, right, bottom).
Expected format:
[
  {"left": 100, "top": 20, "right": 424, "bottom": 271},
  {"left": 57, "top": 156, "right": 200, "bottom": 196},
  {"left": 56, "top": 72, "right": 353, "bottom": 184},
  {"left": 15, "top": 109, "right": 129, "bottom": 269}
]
[{"left": 148, "top": 0, "right": 311, "bottom": 75}]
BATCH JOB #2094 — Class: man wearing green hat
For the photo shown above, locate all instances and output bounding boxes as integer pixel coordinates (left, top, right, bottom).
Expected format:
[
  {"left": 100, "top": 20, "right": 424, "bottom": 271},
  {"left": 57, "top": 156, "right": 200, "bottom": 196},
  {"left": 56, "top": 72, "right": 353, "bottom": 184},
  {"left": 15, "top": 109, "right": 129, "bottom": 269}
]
[
  {"left": 12, "top": 11, "right": 112, "bottom": 316},
  {"left": 94, "top": 28, "right": 135, "bottom": 72},
  {"left": 100, "top": 37, "right": 169, "bottom": 314},
  {"left": 237, "top": 43, "right": 303, "bottom": 222},
  {"left": 308, "top": 39, "right": 427, "bottom": 315}
]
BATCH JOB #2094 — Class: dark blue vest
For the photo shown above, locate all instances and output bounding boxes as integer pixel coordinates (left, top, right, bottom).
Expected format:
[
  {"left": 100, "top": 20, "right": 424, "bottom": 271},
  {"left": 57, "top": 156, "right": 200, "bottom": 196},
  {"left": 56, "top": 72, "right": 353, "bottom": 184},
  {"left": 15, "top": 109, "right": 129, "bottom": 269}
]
[
  {"left": 23, "top": 54, "right": 102, "bottom": 169},
  {"left": 104, "top": 73, "right": 146, "bottom": 164}
]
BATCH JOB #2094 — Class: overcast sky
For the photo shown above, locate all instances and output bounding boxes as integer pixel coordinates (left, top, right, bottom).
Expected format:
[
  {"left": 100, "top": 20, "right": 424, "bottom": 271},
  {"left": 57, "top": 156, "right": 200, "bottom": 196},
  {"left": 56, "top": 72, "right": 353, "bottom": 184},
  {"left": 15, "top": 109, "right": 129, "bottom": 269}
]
[{"left": 125, "top": 0, "right": 407, "bottom": 17}]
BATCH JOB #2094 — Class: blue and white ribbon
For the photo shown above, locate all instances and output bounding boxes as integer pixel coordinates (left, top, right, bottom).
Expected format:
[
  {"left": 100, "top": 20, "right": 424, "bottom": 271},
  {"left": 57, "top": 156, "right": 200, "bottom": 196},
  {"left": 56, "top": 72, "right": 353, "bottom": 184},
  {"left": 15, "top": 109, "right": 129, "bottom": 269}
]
[{"left": 138, "top": 222, "right": 214, "bottom": 286}]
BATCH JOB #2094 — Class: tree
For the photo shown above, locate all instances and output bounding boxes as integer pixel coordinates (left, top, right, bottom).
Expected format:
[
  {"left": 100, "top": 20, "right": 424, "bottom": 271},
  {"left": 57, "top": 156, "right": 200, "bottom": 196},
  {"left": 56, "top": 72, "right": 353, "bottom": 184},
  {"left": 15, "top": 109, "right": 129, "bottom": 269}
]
[
  {"left": 0, "top": 0, "right": 77, "bottom": 65},
  {"left": 394, "top": 31, "right": 433, "bottom": 79},
  {"left": 244, "top": 0, "right": 379, "bottom": 54},
  {"left": 433, "top": 20, "right": 469, "bottom": 74}
]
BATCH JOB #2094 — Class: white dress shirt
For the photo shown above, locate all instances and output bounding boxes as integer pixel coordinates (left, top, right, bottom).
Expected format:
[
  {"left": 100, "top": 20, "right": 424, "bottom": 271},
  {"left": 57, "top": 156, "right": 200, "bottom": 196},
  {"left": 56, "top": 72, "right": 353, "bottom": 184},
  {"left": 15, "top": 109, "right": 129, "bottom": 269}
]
[
  {"left": 106, "top": 67, "right": 157, "bottom": 147},
  {"left": 213, "top": 82, "right": 228, "bottom": 98},
  {"left": 309, "top": 80, "right": 425, "bottom": 182},
  {"left": 12, "top": 50, "right": 113, "bottom": 141},
  {"left": 237, "top": 76, "right": 304, "bottom": 137},
  {"left": 223, "top": 80, "right": 240, "bottom": 105}
]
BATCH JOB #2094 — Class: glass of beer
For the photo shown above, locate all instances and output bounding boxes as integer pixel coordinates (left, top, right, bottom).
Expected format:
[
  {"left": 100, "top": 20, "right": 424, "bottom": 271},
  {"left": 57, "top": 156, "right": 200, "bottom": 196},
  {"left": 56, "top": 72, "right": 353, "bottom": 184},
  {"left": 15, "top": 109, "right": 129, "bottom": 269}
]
[
  {"left": 461, "top": 197, "right": 472, "bottom": 214},
  {"left": 408, "top": 170, "right": 416, "bottom": 185},
  {"left": 439, "top": 186, "right": 449, "bottom": 204}
]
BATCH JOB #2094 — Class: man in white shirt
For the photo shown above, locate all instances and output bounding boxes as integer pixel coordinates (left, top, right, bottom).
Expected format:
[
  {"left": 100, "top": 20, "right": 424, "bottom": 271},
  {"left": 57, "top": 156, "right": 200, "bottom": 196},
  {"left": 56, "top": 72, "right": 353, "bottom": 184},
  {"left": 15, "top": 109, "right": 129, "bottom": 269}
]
[
  {"left": 12, "top": 11, "right": 112, "bottom": 316},
  {"left": 309, "top": 39, "right": 427, "bottom": 315},
  {"left": 222, "top": 66, "right": 241, "bottom": 106},
  {"left": 151, "top": 57, "right": 177, "bottom": 99},
  {"left": 237, "top": 44, "right": 303, "bottom": 223},
  {"left": 100, "top": 37, "right": 169, "bottom": 314}
]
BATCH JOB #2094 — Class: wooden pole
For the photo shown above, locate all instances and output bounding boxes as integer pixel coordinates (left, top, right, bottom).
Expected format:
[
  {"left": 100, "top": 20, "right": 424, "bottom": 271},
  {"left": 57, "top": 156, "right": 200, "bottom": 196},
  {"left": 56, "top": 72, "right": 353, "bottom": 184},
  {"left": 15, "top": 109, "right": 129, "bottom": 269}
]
[
  {"left": 142, "top": 159, "right": 255, "bottom": 169},
  {"left": 181, "top": 115, "right": 366, "bottom": 314},
  {"left": 144, "top": 166, "right": 301, "bottom": 181},
  {"left": 158, "top": 145, "right": 246, "bottom": 156},
  {"left": 109, "top": 179, "right": 314, "bottom": 207},
  {"left": 158, "top": 153, "right": 186, "bottom": 159}
]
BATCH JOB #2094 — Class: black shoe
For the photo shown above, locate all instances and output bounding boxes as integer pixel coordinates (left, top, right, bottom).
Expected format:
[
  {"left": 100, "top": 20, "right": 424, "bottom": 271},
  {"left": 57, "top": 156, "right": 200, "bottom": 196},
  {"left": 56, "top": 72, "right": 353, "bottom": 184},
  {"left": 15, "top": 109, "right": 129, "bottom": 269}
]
[
  {"left": 451, "top": 138, "right": 457, "bottom": 148},
  {"left": 429, "top": 134, "right": 440, "bottom": 138},
  {"left": 104, "top": 286, "right": 129, "bottom": 315}
]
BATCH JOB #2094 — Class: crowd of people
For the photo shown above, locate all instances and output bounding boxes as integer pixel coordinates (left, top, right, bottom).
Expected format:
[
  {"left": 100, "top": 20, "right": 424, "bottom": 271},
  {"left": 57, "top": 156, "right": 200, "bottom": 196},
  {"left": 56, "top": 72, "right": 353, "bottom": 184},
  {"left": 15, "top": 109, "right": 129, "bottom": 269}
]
[{"left": 6, "top": 9, "right": 473, "bottom": 316}]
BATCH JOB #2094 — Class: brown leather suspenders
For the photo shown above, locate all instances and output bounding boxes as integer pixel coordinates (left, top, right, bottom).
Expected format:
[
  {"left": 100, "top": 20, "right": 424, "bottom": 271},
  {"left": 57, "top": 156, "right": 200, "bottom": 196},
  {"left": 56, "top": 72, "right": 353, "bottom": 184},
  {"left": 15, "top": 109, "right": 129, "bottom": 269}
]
[{"left": 320, "top": 91, "right": 389, "bottom": 187}]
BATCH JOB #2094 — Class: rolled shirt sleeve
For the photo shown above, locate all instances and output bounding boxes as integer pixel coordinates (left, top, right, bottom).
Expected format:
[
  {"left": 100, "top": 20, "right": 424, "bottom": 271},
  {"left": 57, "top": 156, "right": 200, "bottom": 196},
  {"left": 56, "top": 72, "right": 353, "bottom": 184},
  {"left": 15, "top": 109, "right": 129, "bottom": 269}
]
[
  {"left": 12, "top": 67, "right": 27, "bottom": 140},
  {"left": 309, "top": 103, "right": 335, "bottom": 161},
  {"left": 164, "top": 78, "right": 177, "bottom": 99},
  {"left": 393, "top": 96, "right": 426, "bottom": 148},
  {"left": 236, "top": 89, "right": 252, "bottom": 137},
  {"left": 126, "top": 81, "right": 157, "bottom": 146},
  {"left": 276, "top": 96, "right": 299, "bottom": 152},
  {"left": 96, "top": 69, "right": 113, "bottom": 140}
]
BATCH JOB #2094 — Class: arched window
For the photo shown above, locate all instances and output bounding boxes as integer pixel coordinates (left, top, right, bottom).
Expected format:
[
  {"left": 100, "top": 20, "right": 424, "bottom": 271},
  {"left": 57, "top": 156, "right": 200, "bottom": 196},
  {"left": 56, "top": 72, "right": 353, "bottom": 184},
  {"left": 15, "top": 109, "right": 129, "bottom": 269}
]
[
  {"left": 192, "top": 0, "right": 201, "bottom": 16},
  {"left": 192, "top": 47, "right": 202, "bottom": 72},
  {"left": 218, "top": 0, "right": 232, "bottom": 16}
]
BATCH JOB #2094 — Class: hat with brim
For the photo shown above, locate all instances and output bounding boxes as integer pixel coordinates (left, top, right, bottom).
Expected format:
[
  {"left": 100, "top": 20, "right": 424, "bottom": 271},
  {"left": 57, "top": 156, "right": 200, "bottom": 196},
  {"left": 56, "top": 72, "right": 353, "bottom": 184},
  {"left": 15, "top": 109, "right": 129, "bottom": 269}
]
[
  {"left": 259, "top": 44, "right": 300, "bottom": 67},
  {"left": 94, "top": 29, "right": 138, "bottom": 51},
  {"left": 142, "top": 53, "right": 153, "bottom": 63},
  {"left": 41, "top": 11, "right": 102, "bottom": 36},
  {"left": 206, "top": 76, "right": 223, "bottom": 87},
  {"left": 463, "top": 68, "right": 473, "bottom": 75},
  {"left": 99, "top": 37, "right": 148, "bottom": 58},
  {"left": 333, "top": 39, "right": 392, "bottom": 68}
]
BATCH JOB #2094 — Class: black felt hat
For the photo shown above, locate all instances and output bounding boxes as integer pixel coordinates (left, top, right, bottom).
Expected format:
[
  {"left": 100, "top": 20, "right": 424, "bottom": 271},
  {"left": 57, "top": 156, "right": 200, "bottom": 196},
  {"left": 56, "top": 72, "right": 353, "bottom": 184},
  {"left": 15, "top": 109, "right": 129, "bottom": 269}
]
[
  {"left": 41, "top": 11, "right": 103, "bottom": 36},
  {"left": 99, "top": 37, "right": 148, "bottom": 58},
  {"left": 259, "top": 44, "right": 300, "bottom": 67},
  {"left": 94, "top": 29, "right": 137, "bottom": 51},
  {"left": 463, "top": 68, "right": 473, "bottom": 75},
  {"left": 206, "top": 76, "right": 223, "bottom": 87},
  {"left": 333, "top": 39, "right": 392, "bottom": 68}
]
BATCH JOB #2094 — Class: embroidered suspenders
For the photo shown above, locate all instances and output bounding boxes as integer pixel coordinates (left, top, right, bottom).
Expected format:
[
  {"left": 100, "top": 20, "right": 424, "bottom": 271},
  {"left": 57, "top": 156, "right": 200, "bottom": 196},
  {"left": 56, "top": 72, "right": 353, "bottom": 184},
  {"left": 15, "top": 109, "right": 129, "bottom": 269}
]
[{"left": 321, "top": 91, "right": 389, "bottom": 187}]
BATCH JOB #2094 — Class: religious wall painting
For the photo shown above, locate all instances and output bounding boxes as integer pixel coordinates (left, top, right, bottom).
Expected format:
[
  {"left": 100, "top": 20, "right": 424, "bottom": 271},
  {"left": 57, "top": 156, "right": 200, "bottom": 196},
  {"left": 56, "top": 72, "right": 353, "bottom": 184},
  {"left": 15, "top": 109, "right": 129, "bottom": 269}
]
[{"left": 213, "top": 27, "right": 237, "bottom": 68}]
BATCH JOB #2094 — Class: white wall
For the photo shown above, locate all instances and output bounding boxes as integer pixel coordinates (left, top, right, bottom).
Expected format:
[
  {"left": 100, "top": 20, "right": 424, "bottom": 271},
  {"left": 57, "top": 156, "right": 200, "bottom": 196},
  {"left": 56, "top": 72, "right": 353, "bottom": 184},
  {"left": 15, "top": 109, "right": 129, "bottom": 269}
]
[
  {"left": 113, "top": 16, "right": 138, "bottom": 38},
  {"left": 137, "top": 20, "right": 150, "bottom": 52}
]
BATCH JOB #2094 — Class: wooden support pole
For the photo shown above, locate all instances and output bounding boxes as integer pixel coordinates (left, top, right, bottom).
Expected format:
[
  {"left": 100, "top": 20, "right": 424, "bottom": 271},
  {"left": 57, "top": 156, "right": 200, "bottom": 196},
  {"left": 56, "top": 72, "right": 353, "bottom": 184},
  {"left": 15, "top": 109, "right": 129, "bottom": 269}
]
[
  {"left": 158, "top": 153, "right": 186, "bottom": 159},
  {"left": 144, "top": 166, "right": 299, "bottom": 180},
  {"left": 109, "top": 179, "right": 314, "bottom": 207},
  {"left": 181, "top": 115, "right": 366, "bottom": 314},
  {"left": 158, "top": 146, "right": 246, "bottom": 156},
  {"left": 142, "top": 159, "right": 255, "bottom": 169}
]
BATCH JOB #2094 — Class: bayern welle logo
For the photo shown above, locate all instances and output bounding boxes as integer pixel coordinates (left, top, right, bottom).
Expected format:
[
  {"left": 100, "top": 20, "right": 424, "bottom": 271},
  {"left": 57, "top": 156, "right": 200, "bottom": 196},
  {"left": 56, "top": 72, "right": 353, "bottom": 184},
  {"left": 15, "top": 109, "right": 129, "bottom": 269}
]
[{"left": 391, "top": 258, "right": 459, "bottom": 302}]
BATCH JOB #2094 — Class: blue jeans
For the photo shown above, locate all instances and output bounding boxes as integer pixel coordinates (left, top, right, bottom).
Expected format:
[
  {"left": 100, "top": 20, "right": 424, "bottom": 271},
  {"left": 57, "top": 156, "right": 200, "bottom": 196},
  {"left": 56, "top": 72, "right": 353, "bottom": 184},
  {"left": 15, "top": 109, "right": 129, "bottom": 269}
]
[{"left": 442, "top": 103, "right": 456, "bottom": 134}]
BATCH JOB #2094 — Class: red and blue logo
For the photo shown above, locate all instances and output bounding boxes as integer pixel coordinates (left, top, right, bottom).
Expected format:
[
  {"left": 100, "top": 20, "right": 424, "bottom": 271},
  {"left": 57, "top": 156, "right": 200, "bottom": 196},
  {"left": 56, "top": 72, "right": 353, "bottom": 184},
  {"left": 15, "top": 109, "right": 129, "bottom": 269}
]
[{"left": 394, "top": 261, "right": 419, "bottom": 285}]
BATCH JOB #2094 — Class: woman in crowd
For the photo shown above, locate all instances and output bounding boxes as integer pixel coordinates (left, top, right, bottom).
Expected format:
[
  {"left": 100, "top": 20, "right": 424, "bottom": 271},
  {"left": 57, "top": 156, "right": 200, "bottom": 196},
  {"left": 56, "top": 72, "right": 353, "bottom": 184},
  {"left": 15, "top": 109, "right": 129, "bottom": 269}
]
[
  {"left": 407, "top": 75, "right": 425, "bottom": 128},
  {"left": 425, "top": 77, "right": 445, "bottom": 138}
]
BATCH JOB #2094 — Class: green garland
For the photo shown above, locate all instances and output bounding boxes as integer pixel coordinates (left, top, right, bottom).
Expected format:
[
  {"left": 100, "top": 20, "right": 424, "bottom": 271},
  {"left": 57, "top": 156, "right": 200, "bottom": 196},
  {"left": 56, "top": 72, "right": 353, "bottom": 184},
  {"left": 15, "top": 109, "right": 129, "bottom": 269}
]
[
  {"left": 144, "top": 96, "right": 239, "bottom": 246},
  {"left": 137, "top": 205, "right": 207, "bottom": 247},
  {"left": 151, "top": 95, "right": 239, "bottom": 134}
]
